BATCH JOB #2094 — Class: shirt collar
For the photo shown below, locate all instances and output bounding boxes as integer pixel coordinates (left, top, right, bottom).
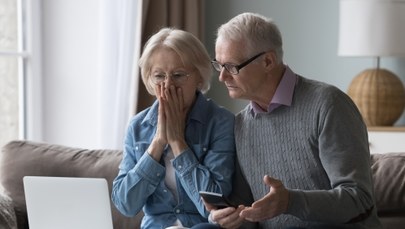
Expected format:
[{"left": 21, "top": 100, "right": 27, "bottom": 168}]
[{"left": 250, "top": 65, "right": 297, "bottom": 114}]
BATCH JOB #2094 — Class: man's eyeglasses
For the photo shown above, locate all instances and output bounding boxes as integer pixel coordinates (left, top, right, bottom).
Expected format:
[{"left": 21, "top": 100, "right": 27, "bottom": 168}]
[
  {"left": 211, "top": 52, "right": 266, "bottom": 75},
  {"left": 150, "top": 71, "right": 190, "bottom": 85}
]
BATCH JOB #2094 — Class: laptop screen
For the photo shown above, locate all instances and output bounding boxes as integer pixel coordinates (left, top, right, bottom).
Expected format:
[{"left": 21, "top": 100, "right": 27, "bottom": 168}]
[{"left": 23, "top": 176, "right": 113, "bottom": 229}]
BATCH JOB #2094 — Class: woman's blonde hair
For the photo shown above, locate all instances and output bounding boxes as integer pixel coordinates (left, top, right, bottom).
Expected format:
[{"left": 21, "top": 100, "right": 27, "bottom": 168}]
[{"left": 139, "top": 28, "right": 212, "bottom": 95}]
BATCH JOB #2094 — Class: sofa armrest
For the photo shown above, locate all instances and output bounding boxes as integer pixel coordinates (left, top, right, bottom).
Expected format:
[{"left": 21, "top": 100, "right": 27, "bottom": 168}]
[
  {"left": 371, "top": 153, "right": 405, "bottom": 213},
  {"left": 0, "top": 140, "right": 142, "bottom": 229},
  {"left": 0, "top": 192, "right": 17, "bottom": 229}
]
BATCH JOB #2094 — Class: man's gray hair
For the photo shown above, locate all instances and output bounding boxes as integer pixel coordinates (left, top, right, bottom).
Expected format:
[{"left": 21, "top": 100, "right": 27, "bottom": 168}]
[{"left": 216, "top": 12, "right": 284, "bottom": 64}]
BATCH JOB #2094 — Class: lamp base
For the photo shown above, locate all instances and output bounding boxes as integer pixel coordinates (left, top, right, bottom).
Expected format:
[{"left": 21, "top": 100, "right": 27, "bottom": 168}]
[{"left": 347, "top": 68, "right": 405, "bottom": 126}]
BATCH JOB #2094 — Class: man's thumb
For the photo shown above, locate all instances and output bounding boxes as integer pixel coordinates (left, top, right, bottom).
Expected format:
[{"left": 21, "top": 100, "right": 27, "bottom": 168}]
[{"left": 263, "top": 175, "right": 281, "bottom": 189}]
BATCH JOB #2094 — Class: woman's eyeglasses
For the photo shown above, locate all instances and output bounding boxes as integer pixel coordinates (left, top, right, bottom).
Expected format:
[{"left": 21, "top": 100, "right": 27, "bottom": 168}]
[
  {"left": 150, "top": 71, "right": 190, "bottom": 85},
  {"left": 211, "top": 52, "right": 266, "bottom": 75}
]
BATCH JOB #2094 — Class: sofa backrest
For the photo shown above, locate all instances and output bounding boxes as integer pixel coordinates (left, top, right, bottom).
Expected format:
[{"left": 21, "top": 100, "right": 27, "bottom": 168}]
[
  {"left": 2, "top": 140, "right": 405, "bottom": 229},
  {"left": 0, "top": 140, "right": 142, "bottom": 229}
]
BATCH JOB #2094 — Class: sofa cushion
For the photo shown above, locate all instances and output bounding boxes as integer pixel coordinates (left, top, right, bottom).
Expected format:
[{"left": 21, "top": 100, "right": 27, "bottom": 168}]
[
  {"left": 0, "top": 140, "right": 142, "bottom": 229},
  {"left": 371, "top": 153, "right": 405, "bottom": 213}
]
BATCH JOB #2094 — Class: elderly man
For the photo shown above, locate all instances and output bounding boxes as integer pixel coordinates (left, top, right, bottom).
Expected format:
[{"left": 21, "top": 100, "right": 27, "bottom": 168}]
[{"left": 200, "top": 12, "right": 382, "bottom": 229}]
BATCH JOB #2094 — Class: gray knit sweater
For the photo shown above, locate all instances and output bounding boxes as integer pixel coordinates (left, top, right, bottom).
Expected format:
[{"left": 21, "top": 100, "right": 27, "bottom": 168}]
[{"left": 235, "top": 76, "right": 382, "bottom": 229}]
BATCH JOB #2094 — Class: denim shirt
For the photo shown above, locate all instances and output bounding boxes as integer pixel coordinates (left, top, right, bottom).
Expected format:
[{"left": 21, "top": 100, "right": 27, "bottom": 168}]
[{"left": 112, "top": 92, "right": 236, "bottom": 229}]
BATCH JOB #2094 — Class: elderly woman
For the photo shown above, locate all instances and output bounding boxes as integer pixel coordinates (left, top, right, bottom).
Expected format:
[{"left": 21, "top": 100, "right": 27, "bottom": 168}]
[{"left": 111, "top": 28, "right": 236, "bottom": 229}]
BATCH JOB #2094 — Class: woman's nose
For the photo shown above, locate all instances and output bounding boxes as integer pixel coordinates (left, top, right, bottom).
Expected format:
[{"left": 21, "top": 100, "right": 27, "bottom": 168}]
[
  {"left": 164, "top": 76, "right": 175, "bottom": 86},
  {"left": 162, "top": 77, "right": 178, "bottom": 89}
]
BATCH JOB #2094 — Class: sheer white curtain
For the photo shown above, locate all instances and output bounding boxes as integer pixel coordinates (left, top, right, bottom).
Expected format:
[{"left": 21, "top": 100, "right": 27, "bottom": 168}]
[{"left": 99, "top": 0, "right": 143, "bottom": 150}]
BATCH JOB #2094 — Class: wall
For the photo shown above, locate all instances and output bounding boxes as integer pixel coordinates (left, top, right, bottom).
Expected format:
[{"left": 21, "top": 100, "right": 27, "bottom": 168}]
[
  {"left": 36, "top": 0, "right": 405, "bottom": 149},
  {"left": 204, "top": 0, "right": 405, "bottom": 125}
]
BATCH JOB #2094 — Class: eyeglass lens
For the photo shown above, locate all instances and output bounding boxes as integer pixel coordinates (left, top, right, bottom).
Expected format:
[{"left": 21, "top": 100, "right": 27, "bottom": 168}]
[
  {"left": 211, "top": 51, "right": 266, "bottom": 75},
  {"left": 151, "top": 72, "right": 190, "bottom": 85}
]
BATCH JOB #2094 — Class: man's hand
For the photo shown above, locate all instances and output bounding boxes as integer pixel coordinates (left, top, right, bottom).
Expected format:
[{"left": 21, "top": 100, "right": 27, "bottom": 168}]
[
  {"left": 240, "top": 175, "right": 289, "bottom": 222},
  {"left": 202, "top": 198, "right": 245, "bottom": 229},
  {"left": 210, "top": 206, "right": 246, "bottom": 229}
]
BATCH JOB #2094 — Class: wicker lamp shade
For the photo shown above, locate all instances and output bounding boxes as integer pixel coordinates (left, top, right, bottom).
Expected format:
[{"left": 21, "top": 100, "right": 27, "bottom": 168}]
[
  {"left": 339, "top": 0, "right": 405, "bottom": 126},
  {"left": 347, "top": 69, "right": 405, "bottom": 126}
]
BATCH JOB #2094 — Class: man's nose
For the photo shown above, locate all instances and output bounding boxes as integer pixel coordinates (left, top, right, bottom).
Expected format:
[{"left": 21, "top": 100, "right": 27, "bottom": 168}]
[{"left": 218, "top": 69, "right": 230, "bottom": 82}]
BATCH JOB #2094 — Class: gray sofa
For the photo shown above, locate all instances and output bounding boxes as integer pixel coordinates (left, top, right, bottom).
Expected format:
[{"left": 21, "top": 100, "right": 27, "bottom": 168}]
[{"left": 0, "top": 140, "right": 404, "bottom": 229}]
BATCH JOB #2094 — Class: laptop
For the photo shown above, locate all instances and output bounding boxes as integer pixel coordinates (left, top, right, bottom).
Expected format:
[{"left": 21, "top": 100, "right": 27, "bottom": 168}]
[{"left": 23, "top": 176, "right": 114, "bottom": 229}]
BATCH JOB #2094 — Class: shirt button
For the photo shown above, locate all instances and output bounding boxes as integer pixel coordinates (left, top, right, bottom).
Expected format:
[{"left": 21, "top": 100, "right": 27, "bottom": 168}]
[
  {"left": 163, "top": 189, "right": 168, "bottom": 193},
  {"left": 176, "top": 209, "right": 180, "bottom": 213},
  {"left": 135, "top": 146, "right": 139, "bottom": 150},
  {"left": 203, "top": 147, "right": 207, "bottom": 152},
  {"left": 156, "top": 173, "right": 160, "bottom": 176},
  {"left": 177, "top": 165, "right": 182, "bottom": 169}
]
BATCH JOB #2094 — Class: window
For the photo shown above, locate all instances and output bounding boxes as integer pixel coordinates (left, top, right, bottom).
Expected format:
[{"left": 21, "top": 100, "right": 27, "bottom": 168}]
[
  {"left": 0, "top": 0, "right": 25, "bottom": 148},
  {"left": 1, "top": 0, "right": 140, "bottom": 149}
]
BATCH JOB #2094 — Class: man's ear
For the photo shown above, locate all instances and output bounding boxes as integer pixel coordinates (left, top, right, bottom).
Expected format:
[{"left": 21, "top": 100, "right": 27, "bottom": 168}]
[{"left": 264, "top": 51, "right": 277, "bottom": 70}]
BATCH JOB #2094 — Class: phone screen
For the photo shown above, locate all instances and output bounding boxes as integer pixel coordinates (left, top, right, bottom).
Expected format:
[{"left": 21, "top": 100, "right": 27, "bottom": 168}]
[{"left": 199, "top": 191, "right": 236, "bottom": 208}]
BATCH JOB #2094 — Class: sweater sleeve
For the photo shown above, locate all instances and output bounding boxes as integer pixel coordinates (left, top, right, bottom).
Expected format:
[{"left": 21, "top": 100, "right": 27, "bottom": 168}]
[{"left": 287, "top": 88, "right": 376, "bottom": 224}]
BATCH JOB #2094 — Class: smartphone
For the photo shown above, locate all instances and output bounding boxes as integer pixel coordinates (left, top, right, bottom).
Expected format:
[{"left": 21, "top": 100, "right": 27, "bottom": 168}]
[{"left": 199, "top": 191, "right": 237, "bottom": 209}]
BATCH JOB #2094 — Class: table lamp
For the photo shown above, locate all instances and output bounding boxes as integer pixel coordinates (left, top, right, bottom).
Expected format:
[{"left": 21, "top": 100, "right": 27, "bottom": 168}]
[{"left": 338, "top": 0, "right": 405, "bottom": 126}]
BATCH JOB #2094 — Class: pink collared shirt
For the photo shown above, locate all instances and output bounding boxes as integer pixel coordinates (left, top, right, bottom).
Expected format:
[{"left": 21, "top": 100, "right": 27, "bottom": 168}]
[{"left": 251, "top": 65, "right": 297, "bottom": 114}]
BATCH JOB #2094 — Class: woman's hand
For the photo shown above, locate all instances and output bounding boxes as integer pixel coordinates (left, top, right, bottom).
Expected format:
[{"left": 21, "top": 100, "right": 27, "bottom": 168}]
[
  {"left": 147, "top": 84, "right": 168, "bottom": 161},
  {"left": 163, "top": 85, "right": 188, "bottom": 156}
]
